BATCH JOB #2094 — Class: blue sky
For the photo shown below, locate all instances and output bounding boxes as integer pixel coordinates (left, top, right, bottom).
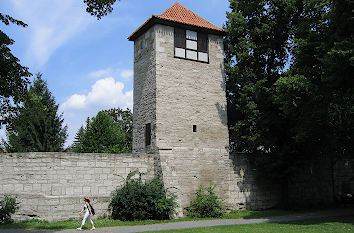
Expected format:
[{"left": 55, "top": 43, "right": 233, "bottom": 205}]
[{"left": 1, "top": 0, "right": 230, "bottom": 147}]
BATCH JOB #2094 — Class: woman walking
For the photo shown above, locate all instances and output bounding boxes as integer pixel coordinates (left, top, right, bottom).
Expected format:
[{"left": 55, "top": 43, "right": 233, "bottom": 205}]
[{"left": 77, "top": 196, "right": 95, "bottom": 230}]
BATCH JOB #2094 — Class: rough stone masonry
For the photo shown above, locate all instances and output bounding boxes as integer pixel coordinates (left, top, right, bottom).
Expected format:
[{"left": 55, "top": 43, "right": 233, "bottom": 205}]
[{"left": 0, "top": 152, "right": 156, "bottom": 221}]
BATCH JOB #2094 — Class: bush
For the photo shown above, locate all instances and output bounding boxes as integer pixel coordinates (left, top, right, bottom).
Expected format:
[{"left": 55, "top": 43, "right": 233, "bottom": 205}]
[
  {"left": 185, "top": 184, "right": 225, "bottom": 218},
  {"left": 0, "top": 195, "right": 19, "bottom": 224},
  {"left": 109, "top": 171, "right": 176, "bottom": 221}
]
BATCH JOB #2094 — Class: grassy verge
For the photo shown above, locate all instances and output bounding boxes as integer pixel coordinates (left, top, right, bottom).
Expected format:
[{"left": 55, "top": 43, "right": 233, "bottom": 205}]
[
  {"left": 148, "top": 215, "right": 354, "bottom": 233},
  {"left": 0, "top": 209, "right": 341, "bottom": 230}
]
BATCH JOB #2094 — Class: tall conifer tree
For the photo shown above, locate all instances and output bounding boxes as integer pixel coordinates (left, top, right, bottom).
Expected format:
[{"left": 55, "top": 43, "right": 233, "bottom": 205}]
[{"left": 5, "top": 73, "right": 67, "bottom": 152}]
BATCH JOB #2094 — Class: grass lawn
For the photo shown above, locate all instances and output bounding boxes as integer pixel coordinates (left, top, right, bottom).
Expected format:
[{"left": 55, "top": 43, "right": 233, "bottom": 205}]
[
  {"left": 0, "top": 209, "right": 351, "bottom": 230},
  {"left": 149, "top": 215, "right": 354, "bottom": 233},
  {"left": 0, "top": 209, "right": 294, "bottom": 230}
]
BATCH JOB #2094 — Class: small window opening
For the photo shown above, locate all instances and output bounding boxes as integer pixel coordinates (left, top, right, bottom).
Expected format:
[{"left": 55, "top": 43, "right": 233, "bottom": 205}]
[
  {"left": 193, "top": 125, "right": 197, "bottom": 132},
  {"left": 145, "top": 123, "right": 151, "bottom": 146}
]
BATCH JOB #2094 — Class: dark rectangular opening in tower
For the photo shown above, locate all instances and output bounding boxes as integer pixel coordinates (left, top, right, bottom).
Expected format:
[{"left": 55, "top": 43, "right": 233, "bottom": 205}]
[
  {"left": 197, "top": 32, "right": 208, "bottom": 52},
  {"left": 175, "top": 28, "right": 186, "bottom": 48},
  {"left": 145, "top": 123, "right": 151, "bottom": 147},
  {"left": 193, "top": 125, "right": 197, "bottom": 132}
]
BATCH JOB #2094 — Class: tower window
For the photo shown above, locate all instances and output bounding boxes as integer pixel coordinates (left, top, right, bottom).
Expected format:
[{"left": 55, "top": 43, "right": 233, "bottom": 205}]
[
  {"left": 174, "top": 28, "right": 209, "bottom": 63},
  {"left": 145, "top": 123, "right": 151, "bottom": 146},
  {"left": 193, "top": 125, "right": 197, "bottom": 132}
]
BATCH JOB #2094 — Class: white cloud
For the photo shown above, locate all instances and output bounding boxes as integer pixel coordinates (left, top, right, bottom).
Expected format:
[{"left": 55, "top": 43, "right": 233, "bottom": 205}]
[
  {"left": 61, "top": 77, "right": 133, "bottom": 110},
  {"left": 120, "top": 69, "right": 133, "bottom": 79},
  {"left": 10, "top": 0, "right": 92, "bottom": 68},
  {"left": 62, "top": 94, "right": 87, "bottom": 109},
  {"left": 60, "top": 77, "right": 133, "bottom": 147},
  {"left": 88, "top": 67, "right": 133, "bottom": 81},
  {"left": 88, "top": 68, "right": 113, "bottom": 78}
]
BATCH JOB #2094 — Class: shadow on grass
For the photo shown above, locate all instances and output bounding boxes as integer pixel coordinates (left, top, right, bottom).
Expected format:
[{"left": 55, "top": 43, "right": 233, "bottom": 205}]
[
  {"left": 226, "top": 209, "right": 295, "bottom": 219},
  {"left": 278, "top": 214, "right": 354, "bottom": 226}
]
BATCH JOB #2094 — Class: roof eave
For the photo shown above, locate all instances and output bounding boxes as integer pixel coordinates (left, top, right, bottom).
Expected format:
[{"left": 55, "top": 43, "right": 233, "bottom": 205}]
[{"left": 128, "top": 16, "right": 227, "bottom": 41}]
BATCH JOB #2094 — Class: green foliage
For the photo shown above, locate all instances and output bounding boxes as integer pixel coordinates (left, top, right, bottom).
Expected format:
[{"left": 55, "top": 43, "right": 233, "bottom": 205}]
[
  {"left": 0, "top": 13, "right": 31, "bottom": 126},
  {"left": 225, "top": 0, "right": 354, "bottom": 205},
  {"left": 72, "top": 111, "right": 127, "bottom": 153},
  {"left": 4, "top": 73, "right": 67, "bottom": 152},
  {"left": 109, "top": 171, "right": 177, "bottom": 221},
  {"left": 0, "top": 195, "right": 19, "bottom": 224},
  {"left": 103, "top": 108, "right": 133, "bottom": 152},
  {"left": 224, "top": 0, "right": 296, "bottom": 154},
  {"left": 84, "top": 0, "right": 119, "bottom": 20},
  {"left": 185, "top": 184, "right": 225, "bottom": 218}
]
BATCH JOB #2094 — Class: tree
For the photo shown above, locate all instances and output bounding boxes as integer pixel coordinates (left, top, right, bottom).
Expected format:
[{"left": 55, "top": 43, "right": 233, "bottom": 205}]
[
  {"left": 72, "top": 111, "right": 128, "bottom": 154},
  {"left": 279, "top": 0, "right": 354, "bottom": 201},
  {"left": 224, "top": 0, "right": 296, "bottom": 153},
  {"left": 103, "top": 108, "right": 132, "bottom": 151},
  {"left": 224, "top": 0, "right": 299, "bottom": 206},
  {"left": 4, "top": 73, "right": 67, "bottom": 152},
  {"left": 72, "top": 125, "right": 85, "bottom": 149},
  {"left": 225, "top": 0, "right": 354, "bottom": 206},
  {"left": 0, "top": 13, "right": 31, "bottom": 126},
  {"left": 83, "top": 0, "right": 120, "bottom": 20}
]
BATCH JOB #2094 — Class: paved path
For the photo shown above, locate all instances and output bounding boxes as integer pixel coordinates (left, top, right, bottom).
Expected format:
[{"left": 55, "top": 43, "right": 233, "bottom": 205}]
[{"left": 1, "top": 209, "right": 353, "bottom": 233}]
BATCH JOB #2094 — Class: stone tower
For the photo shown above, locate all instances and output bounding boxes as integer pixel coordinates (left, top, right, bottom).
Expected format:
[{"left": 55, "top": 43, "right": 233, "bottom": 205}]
[
  {"left": 129, "top": 2, "right": 228, "bottom": 154},
  {"left": 129, "top": 2, "right": 238, "bottom": 216}
]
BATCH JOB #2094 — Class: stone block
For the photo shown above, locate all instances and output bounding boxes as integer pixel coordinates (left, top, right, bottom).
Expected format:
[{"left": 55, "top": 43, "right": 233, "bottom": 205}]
[
  {"left": 96, "top": 162, "right": 106, "bottom": 167},
  {"left": 83, "top": 187, "right": 91, "bottom": 194},
  {"left": 14, "top": 184, "right": 23, "bottom": 192},
  {"left": 65, "top": 187, "right": 74, "bottom": 195},
  {"left": 74, "top": 187, "right": 83, "bottom": 194},
  {"left": 77, "top": 161, "right": 89, "bottom": 167},
  {"left": 24, "top": 184, "right": 33, "bottom": 192},
  {"left": 98, "top": 187, "right": 107, "bottom": 195},
  {"left": 3, "top": 184, "right": 15, "bottom": 192},
  {"left": 102, "top": 168, "right": 110, "bottom": 174},
  {"left": 33, "top": 183, "right": 41, "bottom": 192},
  {"left": 51, "top": 186, "right": 62, "bottom": 196}
]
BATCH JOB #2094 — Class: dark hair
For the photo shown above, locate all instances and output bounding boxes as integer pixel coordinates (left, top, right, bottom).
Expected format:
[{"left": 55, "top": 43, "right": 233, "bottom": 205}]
[{"left": 84, "top": 196, "right": 91, "bottom": 203}]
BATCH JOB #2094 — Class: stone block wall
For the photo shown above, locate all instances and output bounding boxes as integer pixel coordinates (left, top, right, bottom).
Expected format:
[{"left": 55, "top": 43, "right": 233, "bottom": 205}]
[
  {"left": 334, "top": 159, "right": 354, "bottom": 197},
  {"left": 0, "top": 152, "right": 155, "bottom": 221},
  {"left": 288, "top": 158, "right": 354, "bottom": 207},
  {"left": 158, "top": 150, "right": 280, "bottom": 217},
  {"left": 229, "top": 154, "right": 281, "bottom": 210},
  {"left": 132, "top": 26, "right": 157, "bottom": 153},
  {"left": 1, "top": 152, "right": 351, "bottom": 222}
]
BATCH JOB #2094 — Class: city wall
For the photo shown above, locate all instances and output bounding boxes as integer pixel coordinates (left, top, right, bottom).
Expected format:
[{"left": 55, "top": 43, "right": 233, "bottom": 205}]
[
  {"left": 0, "top": 152, "right": 353, "bottom": 221},
  {"left": 0, "top": 152, "right": 156, "bottom": 221}
]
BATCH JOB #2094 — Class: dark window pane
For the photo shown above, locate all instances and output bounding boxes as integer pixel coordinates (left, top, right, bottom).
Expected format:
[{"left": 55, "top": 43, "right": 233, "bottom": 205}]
[
  {"left": 193, "top": 125, "right": 197, "bottom": 132},
  {"left": 145, "top": 123, "right": 151, "bottom": 146},
  {"left": 198, "top": 32, "right": 208, "bottom": 52},
  {"left": 175, "top": 28, "right": 186, "bottom": 48}
]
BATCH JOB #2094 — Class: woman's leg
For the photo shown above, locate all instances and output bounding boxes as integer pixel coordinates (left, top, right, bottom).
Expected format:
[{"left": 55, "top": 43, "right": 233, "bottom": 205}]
[
  {"left": 87, "top": 215, "right": 95, "bottom": 229},
  {"left": 81, "top": 212, "right": 90, "bottom": 227}
]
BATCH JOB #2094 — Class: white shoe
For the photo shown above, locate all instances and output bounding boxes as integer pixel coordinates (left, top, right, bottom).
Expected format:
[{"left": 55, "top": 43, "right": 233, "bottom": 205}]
[
  {"left": 91, "top": 227, "right": 96, "bottom": 230},
  {"left": 76, "top": 228, "right": 82, "bottom": 231}
]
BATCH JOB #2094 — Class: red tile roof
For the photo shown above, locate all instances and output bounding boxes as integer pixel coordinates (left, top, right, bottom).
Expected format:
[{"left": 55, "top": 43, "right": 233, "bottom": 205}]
[
  {"left": 155, "top": 2, "right": 225, "bottom": 32},
  {"left": 128, "top": 2, "right": 225, "bottom": 41}
]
